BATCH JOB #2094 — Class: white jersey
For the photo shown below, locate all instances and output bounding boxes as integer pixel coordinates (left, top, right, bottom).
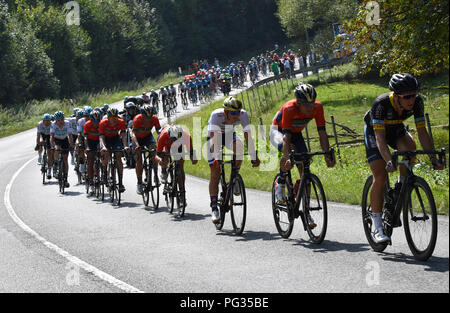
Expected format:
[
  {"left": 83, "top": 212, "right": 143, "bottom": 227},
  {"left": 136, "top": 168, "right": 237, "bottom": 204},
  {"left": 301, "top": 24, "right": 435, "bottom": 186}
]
[
  {"left": 207, "top": 108, "right": 250, "bottom": 135},
  {"left": 37, "top": 121, "right": 51, "bottom": 136},
  {"left": 66, "top": 117, "right": 78, "bottom": 135},
  {"left": 77, "top": 117, "right": 87, "bottom": 133},
  {"left": 51, "top": 121, "right": 73, "bottom": 140}
]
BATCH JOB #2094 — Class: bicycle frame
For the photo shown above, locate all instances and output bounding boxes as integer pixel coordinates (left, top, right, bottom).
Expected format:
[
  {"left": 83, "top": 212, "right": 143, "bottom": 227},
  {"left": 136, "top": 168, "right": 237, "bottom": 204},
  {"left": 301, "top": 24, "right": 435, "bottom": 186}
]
[{"left": 387, "top": 149, "right": 446, "bottom": 230}]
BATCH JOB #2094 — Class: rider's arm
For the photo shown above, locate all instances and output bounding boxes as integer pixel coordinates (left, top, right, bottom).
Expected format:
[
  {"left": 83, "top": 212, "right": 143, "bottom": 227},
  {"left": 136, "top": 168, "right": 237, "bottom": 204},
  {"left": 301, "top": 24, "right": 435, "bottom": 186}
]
[
  {"left": 374, "top": 128, "right": 392, "bottom": 164},
  {"left": 417, "top": 127, "right": 440, "bottom": 165}
]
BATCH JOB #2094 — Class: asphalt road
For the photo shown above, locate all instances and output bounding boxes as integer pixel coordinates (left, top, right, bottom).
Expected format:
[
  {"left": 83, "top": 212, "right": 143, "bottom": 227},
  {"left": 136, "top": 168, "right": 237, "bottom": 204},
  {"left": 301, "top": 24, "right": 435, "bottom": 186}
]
[{"left": 0, "top": 71, "right": 448, "bottom": 293}]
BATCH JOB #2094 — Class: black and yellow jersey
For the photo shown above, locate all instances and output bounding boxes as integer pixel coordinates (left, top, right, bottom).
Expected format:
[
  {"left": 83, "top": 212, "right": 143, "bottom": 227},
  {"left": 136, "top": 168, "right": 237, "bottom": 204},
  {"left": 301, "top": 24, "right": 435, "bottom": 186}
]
[{"left": 364, "top": 92, "right": 425, "bottom": 135}]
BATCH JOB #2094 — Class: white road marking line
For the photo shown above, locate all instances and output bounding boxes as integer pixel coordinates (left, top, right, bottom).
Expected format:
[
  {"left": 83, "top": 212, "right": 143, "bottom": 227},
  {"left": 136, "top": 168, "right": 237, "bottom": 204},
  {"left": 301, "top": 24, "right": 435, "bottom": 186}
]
[{"left": 3, "top": 156, "right": 144, "bottom": 293}]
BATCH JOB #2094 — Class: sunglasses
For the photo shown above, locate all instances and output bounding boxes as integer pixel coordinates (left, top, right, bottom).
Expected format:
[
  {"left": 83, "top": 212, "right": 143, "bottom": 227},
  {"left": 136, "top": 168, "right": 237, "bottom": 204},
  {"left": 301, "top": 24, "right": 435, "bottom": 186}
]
[
  {"left": 301, "top": 102, "right": 315, "bottom": 107},
  {"left": 229, "top": 111, "right": 241, "bottom": 116},
  {"left": 398, "top": 93, "right": 417, "bottom": 100}
]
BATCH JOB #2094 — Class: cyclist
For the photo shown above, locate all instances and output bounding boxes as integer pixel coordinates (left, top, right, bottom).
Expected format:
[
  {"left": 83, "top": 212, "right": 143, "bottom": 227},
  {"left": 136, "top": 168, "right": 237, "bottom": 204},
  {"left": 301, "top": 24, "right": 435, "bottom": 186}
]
[
  {"left": 275, "top": 83, "right": 335, "bottom": 209},
  {"left": 76, "top": 107, "right": 91, "bottom": 175},
  {"left": 207, "top": 96, "right": 260, "bottom": 224},
  {"left": 50, "top": 111, "right": 74, "bottom": 188},
  {"left": 154, "top": 124, "right": 198, "bottom": 192},
  {"left": 83, "top": 110, "right": 102, "bottom": 194},
  {"left": 35, "top": 114, "right": 53, "bottom": 178},
  {"left": 99, "top": 108, "right": 130, "bottom": 193},
  {"left": 131, "top": 105, "right": 162, "bottom": 194},
  {"left": 149, "top": 89, "right": 159, "bottom": 111},
  {"left": 363, "top": 73, "right": 444, "bottom": 243}
]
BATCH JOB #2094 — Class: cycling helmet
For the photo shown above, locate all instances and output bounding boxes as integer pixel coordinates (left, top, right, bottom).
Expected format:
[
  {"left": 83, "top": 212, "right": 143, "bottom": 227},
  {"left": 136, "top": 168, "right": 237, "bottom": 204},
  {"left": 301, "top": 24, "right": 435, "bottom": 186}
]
[
  {"left": 124, "top": 96, "right": 129, "bottom": 102},
  {"left": 125, "top": 102, "right": 136, "bottom": 110},
  {"left": 168, "top": 125, "right": 183, "bottom": 142},
  {"left": 76, "top": 110, "right": 84, "bottom": 119},
  {"left": 73, "top": 107, "right": 80, "bottom": 115},
  {"left": 42, "top": 113, "right": 51, "bottom": 121},
  {"left": 50, "top": 115, "right": 55, "bottom": 122},
  {"left": 389, "top": 73, "right": 419, "bottom": 94},
  {"left": 142, "top": 105, "right": 154, "bottom": 117},
  {"left": 84, "top": 106, "right": 93, "bottom": 116},
  {"left": 107, "top": 107, "right": 119, "bottom": 117},
  {"left": 54, "top": 111, "right": 65, "bottom": 120},
  {"left": 103, "top": 103, "right": 109, "bottom": 110},
  {"left": 90, "top": 111, "right": 101, "bottom": 121},
  {"left": 223, "top": 96, "right": 242, "bottom": 112},
  {"left": 295, "top": 83, "right": 317, "bottom": 103}
]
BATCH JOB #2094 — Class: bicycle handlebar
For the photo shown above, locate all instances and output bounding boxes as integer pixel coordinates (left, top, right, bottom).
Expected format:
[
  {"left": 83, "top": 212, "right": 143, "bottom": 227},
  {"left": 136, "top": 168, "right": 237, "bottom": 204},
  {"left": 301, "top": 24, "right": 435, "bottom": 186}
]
[
  {"left": 392, "top": 148, "right": 446, "bottom": 168},
  {"left": 288, "top": 147, "right": 335, "bottom": 163}
]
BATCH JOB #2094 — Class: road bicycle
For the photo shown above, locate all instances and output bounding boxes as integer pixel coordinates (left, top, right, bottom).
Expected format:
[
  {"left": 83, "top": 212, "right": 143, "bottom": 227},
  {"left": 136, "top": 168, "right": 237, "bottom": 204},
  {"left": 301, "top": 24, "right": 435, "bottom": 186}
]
[
  {"left": 55, "top": 148, "right": 70, "bottom": 194},
  {"left": 139, "top": 146, "right": 160, "bottom": 208},
  {"left": 106, "top": 148, "right": 124, "bottom": 206},
  {"left": 162, "top": 152, "right": 191, "bottom": 218},
  {"left": 362, "top": 148, "right": 446, "bottom": 261},
  {"left": 214, "top": 152, "right": 255, "bottom": 235},
  {"left": 38, "top": 142, "right": 50, "bottom": 184},
  {"left": 272, "top": 149, "right": 334, "bottom": 243}
]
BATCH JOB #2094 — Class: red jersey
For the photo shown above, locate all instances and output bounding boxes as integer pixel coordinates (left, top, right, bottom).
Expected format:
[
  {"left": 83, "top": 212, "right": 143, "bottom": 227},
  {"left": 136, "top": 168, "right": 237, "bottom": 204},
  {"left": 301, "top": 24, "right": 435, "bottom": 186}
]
[
  {"left": 281, "top": 99, "right": 326, "bottom": 134},
  {"left": 157, "top": 126, "right": 193, "bottom": 153},
  {"left": 83, "top": 120, "right": 100, "bottom": 141},
  {"left": 99, "top": 118, "right": 126, "bottom": 138},
  {"left": 132, "top": 114, "right": 161, "bottom": 139},
  {"left": 272, "top": 108, "right": 283, "bottom": 130}
]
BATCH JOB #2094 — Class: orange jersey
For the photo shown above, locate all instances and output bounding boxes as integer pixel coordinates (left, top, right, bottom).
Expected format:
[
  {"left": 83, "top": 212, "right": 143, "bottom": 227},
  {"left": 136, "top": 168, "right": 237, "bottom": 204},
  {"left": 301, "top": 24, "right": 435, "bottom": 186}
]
[
  {"left": 132, "top": 114, "right": 161, "bottom": 139},
  {"left": 83, "top": 120, "right": 100, "bottom": 141},
  {"left": 281, "top": 99, "right": 326, "bottom": 134},
  {"left": 99, "top": 118, "right": 126, "bottom": 138},
  {"left": 157, "top": 126, "right": 193, "bottom": 153}
]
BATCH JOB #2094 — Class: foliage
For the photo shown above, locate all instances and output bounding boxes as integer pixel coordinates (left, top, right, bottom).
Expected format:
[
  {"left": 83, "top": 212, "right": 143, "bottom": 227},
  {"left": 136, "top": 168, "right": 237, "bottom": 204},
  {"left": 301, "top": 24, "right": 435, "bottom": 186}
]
[{"left": 341, "top": 0, "right": 449, "bottom": 76}]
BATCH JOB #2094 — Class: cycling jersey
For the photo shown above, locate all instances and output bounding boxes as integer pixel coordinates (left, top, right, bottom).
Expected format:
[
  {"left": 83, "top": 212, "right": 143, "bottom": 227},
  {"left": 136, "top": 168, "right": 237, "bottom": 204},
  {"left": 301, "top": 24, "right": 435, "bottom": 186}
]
[
  {"left": 280, "top": 100, "right": 326, "bottom": 134},
  {"left": 364, "top": 92, "right": 425, "bottom": 133},
  {"left": 66, "top": 117, "right": 78, "bottom": 135},
  {"left": 77, "top": 117, "right": 87, "bottom": 133},
  {"left": 156, "top": 125, "right": 193, "bottom": 154},
  {"left": 363, "top": 92, "right": 425, "bottom": 163},
  {"left": 272, "top": 109, "right": 283, "bottom": 130},
  {"left": 37, "top": 121, "right": 51, "bottom": 136},
  {"left": 51, "top": 121, "right": 73, "bottom": 140},
  {"left": 132, "top": 114, "right": 161, "bottom": 139},
  {"left": 83, "top": 120, "right": 100, "bottom": 141},
  {"left": 99, "top": 118, "right": 126, "bottom": 138},
  {"left": 207, "top": 108, "right": 251, "bottom": 135}
]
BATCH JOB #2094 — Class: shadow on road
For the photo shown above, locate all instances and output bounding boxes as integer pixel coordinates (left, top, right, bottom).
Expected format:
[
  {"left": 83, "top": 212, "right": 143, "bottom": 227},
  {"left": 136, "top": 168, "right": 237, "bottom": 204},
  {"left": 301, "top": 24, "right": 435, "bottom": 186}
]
[
  {"left": 216, "top": 230, "right": 281, "bottom": 242},
  {"left": 291, "top": 239, "right": 371, "bottom": 253},
  {"left": 60, "top": 191, "right": 82, "bottom": 196},
  {"left": 381, "top": 252, "right": 449, "bottom": 273},
  {"left": 171, "top": 212, "right": 209, "bottom": 222}
]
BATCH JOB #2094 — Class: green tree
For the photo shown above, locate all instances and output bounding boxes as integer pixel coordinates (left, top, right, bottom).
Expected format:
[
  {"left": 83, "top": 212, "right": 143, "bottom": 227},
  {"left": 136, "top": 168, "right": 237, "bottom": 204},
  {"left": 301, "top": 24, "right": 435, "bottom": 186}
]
[{"left": 343, "top": 0, "right": 449, "bottom": 76}]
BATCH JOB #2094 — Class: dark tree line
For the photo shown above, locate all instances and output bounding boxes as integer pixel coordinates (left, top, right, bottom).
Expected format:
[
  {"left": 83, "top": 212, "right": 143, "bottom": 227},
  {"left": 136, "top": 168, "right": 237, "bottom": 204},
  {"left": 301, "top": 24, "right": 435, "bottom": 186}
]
[{"left": 0, "top": 0, "right": 286, "bottom": 107}]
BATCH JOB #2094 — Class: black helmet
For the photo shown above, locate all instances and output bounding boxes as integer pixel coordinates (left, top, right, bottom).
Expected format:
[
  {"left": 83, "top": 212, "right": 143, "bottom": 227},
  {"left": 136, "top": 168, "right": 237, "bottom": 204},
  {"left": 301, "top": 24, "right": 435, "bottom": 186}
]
[
  {"left": 107, "top": 108, "right": 119, "bottom": 117},
  {"left": 295, "top": 83, "right": 317, "bottom": 103},
  {"left": 90, "top": 111, "right": 101, "bottom": 121},
  {"left": 389, "top": 73, "right": 419, "bottom": 94},
  {"left": 142, "top": 105, "right": 154, "bottom": 117},
  {"left": 125, "top": 102, "right": 136, "bottom": 110}
]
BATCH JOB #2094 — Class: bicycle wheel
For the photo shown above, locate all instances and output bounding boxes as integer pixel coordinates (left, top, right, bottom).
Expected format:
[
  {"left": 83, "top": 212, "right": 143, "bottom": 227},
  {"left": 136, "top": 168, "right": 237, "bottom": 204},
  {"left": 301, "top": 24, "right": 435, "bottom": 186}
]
[
  {"left": 100, "top": 164, "right": 106, "bottom": 201},
  {"left": 41, "top": 153, "right": 47, "bottom": 185},
  {"left": 361, "top": 176, "right": 389, "bottom": 253},
  {"left": 402, "top": 177, "right": 438, "bottom": 261},
  {"left": 230, "top": 174, "right": 247, "bottom": 235},
  {"left": 272, "top": 174, "right": 294, "bottom": 238},
  {"left": 151, "top": 165, "right": 160, "bottom": 209},
  {"left": 58, "top": 159, "right": 65, "bottom": 194},
  {"left": 302, "top": 174, "right": 327, "bottom": 244},
  {"left": 142, "top": 159, "right": 150, "bottom": 206},
  {"left": 215, "top": 190, "right": 227, "bottom": 231},
  {"left": 165, "top": 168, "right": 174, "bottom": 213},
  {"left": 169, "top": 170, "right": 178, "bottom": 215}
]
